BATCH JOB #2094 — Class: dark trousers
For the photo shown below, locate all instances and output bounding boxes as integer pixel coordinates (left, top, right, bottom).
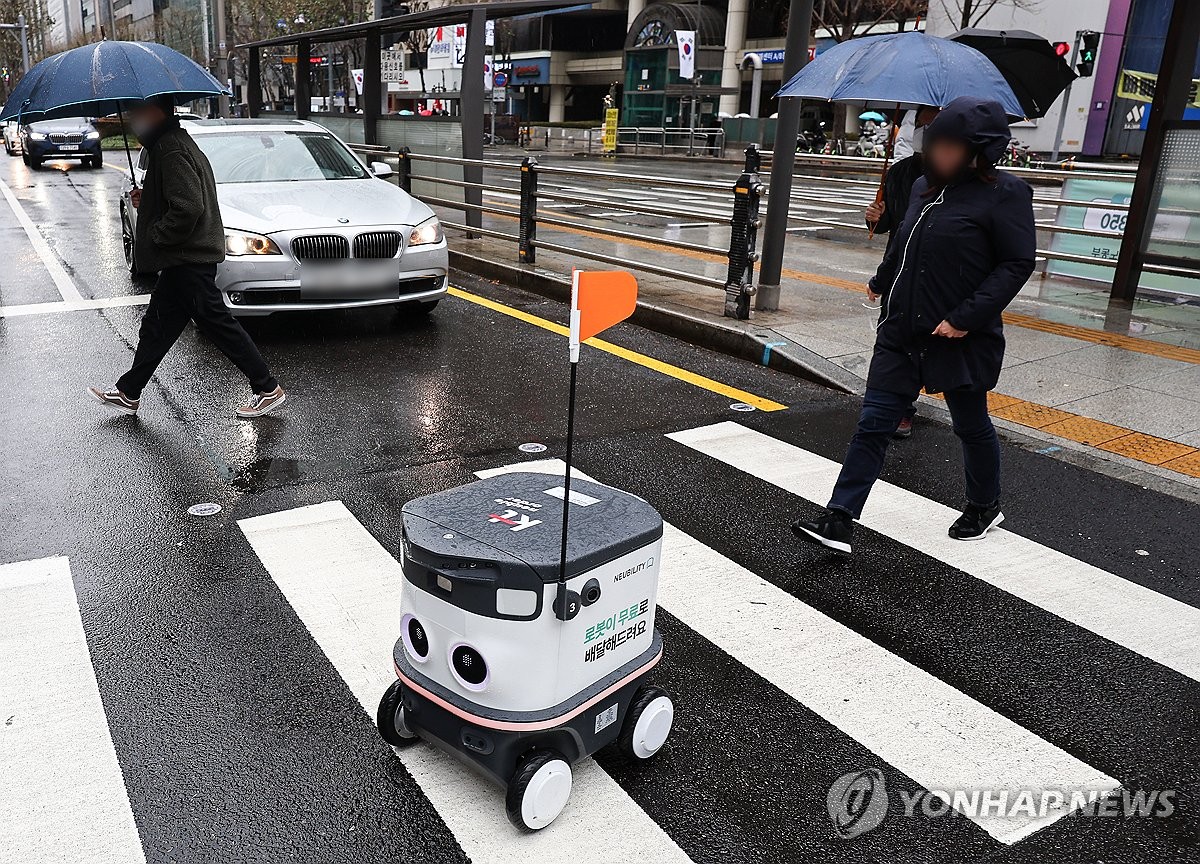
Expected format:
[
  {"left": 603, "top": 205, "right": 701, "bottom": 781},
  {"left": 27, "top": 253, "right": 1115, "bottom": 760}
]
[
  {"left": 117, "top": 263, "right": 276, "bottom": 400},
  {"left": 828, "top": 387, "right": 1000, "bottom": 519}
]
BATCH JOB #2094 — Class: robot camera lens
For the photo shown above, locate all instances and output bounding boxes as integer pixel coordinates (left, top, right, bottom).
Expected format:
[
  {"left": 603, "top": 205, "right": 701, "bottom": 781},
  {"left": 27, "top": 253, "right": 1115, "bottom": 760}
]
[
  {"left": 581, "top": 578, "right": 602, "bottom": 606},
  {"left": 451, "top": 644, "right": 488, "bottom": 688}
]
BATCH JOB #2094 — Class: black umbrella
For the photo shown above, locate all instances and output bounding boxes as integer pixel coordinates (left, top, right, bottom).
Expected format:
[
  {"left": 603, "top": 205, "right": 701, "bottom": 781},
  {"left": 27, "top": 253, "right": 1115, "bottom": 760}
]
[{"left": 948, "top": 28, "right": 1077, "bottom": 119}]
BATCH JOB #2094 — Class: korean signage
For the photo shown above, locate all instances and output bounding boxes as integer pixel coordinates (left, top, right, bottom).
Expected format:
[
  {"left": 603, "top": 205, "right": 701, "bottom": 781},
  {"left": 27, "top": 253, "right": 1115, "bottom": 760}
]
[
  {"left": 602, "top": 108, "right": 618, "bottom": 153},
  {"left": 1048, "top": 177, "right": 1199, "bottom": 298},
  {"left": 428, "top": 24, "right": 466, "bottom": 69},
  {"left": 380, "top": 50, "right": 405, "bottom": 83}
]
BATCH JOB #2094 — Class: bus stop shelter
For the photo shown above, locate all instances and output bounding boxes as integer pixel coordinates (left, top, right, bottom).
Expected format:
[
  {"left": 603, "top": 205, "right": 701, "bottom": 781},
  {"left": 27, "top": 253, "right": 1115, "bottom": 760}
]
[{"left": 238, "top": 0, "right": 587, "bottom": 228}]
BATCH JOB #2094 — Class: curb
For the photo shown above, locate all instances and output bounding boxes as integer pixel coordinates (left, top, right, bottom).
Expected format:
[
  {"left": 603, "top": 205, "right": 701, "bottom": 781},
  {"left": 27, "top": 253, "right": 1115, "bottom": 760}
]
[{"left": 449, "top": 249, "right": 863, "bottom": 395}]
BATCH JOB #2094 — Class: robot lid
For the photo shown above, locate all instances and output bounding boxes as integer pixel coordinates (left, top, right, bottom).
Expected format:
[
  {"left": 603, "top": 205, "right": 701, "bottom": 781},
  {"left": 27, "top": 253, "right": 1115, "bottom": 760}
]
[{"left": 401, "top": 472, "right": 663, "bottom": 583}]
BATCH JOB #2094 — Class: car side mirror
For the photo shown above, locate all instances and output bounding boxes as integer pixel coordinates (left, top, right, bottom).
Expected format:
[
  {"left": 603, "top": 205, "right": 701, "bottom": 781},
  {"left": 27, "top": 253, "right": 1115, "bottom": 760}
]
[{"left": 371, "top": 161, "right": 393, "bottom": 178}]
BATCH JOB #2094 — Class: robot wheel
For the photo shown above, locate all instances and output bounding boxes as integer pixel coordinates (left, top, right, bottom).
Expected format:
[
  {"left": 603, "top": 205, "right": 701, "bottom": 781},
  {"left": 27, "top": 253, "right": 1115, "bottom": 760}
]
[
  {"left": 618, "top": 685, "right": 674, "bottom": 762},
  {"left": 505, "top": 749, "right": 573, "bottom": 831},
  {"left": 376, "top": 679, "right": 420, "bottom": 749}
]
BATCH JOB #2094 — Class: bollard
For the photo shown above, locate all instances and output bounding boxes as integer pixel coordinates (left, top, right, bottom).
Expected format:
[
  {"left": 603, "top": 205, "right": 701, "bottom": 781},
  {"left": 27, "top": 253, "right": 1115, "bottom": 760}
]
[
  {"left": 743, "top": 143, "right": 762, "bottom": 174},
  {"left": 724, "top": 166, "right": 764, "bottom": 320},
  {"left": 396, "top": 147, "right": 412, "bottom": 194},
  {"left": 519, "top": 155, "right": 539, "bottom": 264}
]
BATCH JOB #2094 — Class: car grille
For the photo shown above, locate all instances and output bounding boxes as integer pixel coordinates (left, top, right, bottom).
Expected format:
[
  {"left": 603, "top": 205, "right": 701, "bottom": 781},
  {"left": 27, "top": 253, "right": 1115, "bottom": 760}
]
[
  {"left": 48, "top": 132, "right": 84, "bottom": 144},
  {"left": 291, "top": 235, "right": 350, "bottom": 260},
  {"left": 353, "top": 231, "right": 402, "bottom": 259}
]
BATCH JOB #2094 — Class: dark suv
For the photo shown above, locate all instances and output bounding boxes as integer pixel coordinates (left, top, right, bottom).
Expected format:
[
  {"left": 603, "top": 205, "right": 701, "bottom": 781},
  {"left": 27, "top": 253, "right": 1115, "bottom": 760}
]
[{"left": 21, "top": 118, "right": 103, "bottom": 169}]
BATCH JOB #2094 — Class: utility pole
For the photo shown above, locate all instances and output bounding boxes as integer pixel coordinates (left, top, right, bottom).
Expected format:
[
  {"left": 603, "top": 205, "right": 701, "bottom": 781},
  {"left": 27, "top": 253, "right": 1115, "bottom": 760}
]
[
  {"left": 756, "top": 0, "right": 815, "bottom": 311},
  {"left": 214, "top": 0, "right": 231, "bottom": 116},
  {"left": 1049, "top": 31, "right": 1080, "bottom": 162},
  {"left": 0, "top": 15, "right": 31, "bottom": 74}
]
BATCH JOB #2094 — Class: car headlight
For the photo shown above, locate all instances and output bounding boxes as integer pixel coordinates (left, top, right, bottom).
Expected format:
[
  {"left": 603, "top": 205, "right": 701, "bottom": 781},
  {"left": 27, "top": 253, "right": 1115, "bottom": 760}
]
[
  {"left": 27, "top": 132, "right": 46, "bottom": 141},
  {"left": 224, "top": 229, "right": 281, "bottom": 256},
  {"left": 408, "top": 217, "right": 443, "bottom": 247},
  {"left": 85, "top": 130, "right": 100, "bottom": 140}
]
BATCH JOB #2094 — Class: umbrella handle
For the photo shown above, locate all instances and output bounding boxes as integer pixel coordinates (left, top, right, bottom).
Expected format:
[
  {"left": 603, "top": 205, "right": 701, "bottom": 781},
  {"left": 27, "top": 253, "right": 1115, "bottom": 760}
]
[
  {"left": 868, "top": 105, "right": 903, "bottom": 240},
  {"left": 118, "top": 108, "right": 137, "bottom": 188}
]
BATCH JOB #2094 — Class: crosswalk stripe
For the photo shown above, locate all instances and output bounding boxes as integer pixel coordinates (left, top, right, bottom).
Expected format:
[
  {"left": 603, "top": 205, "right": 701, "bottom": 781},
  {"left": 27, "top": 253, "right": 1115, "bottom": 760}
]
[
  {"left": 0, "top": 557, "right": 146, "bottom": 864},
  {"left": 478, "top": 460, "right": 1118, "bottom": 844},
  {"left": 667, "top": 421, "right": 1200, "bottom": 683},
  {"left": 238, "top": 501, "right": 694, "bottom": 864}
]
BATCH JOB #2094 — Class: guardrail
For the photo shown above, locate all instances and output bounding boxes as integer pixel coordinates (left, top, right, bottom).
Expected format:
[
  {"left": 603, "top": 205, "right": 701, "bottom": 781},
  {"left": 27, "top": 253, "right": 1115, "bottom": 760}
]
[
  {"left": 517, "top": 125, "right": 727, "bottom": 158},
  {"left": 347, "top": 142, "right": 1197, "bottom": 311}
]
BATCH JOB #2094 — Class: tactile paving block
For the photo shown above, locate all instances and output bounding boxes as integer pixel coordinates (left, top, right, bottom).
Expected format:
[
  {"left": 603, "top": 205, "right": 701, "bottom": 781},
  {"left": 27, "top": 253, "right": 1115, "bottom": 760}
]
[
  {"left": 1159, "top": 449, "right": 1200, "bottom": 478},
  {"left": 1040, "top": 416, "right": 1131, "bottom": 446},
  {"left": 990, "top": 400, "right": 1076, "bottom": 429},
  {"left": 1097, "top": 433, "right": 1198, "bottom": 466}
]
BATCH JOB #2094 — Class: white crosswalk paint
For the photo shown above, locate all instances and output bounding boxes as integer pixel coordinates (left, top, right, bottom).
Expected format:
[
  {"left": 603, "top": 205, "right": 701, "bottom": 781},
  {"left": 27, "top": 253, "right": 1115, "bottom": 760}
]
[
  {"left": 0, "top": 176, "right": 83, "bottom": 302},
  {"left": 238, "top": 502, "right": 694, "bottom": 864},
  {"left": 0, "top": 557, "right": 146, "bottom": 864},
  {"left": 668, "top": 422, "right": 1200, "bottom": 683},
  {"left": 478, "top": 460, "right": 1119, "bottom": 844},
  {"left": 0, "top": 294, "right": 152, "bottom": 319}
]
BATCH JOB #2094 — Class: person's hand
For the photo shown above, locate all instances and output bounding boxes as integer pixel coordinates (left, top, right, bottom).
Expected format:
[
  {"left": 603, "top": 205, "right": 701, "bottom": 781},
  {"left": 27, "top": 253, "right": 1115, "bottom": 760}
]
[
  {"left": 865, "top": 200, "right": 885, "bottom": 222},
  {"left": 867, "top": 287, "right": 880, "bottom": 302},
  {"left": 932, "top": 320, "right": 967, "bottom": 338},
  {"left": 129, "top": 187, "right": 141, "bottom": 209}
]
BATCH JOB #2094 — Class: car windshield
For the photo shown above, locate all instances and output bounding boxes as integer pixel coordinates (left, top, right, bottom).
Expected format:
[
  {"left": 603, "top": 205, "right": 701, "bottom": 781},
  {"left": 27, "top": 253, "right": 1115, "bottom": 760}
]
[{"left": 193, "top": 130, "right": 368, "bottom": 183}]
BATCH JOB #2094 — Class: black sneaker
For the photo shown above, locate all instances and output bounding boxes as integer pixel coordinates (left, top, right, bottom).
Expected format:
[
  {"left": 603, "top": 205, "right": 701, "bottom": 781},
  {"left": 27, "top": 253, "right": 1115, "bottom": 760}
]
[
  {"left": 792, "top": 508, "right": 854, "bottom": 554},
  {"left": 949, "top": 502, "right": 1004, "bottom": 541}
]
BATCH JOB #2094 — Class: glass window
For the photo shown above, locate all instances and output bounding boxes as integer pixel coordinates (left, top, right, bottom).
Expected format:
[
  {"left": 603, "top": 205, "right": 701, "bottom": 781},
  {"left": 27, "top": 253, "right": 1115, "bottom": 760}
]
[{"left": 194, "top": 130, "right": 368, "bottom": 183}]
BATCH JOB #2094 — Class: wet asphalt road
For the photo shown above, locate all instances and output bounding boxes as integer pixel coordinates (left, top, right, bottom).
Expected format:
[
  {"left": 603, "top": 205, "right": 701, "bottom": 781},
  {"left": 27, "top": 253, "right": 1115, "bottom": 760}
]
[{"left": 1, "top": 152, "right": 1198, "bottom": 864}]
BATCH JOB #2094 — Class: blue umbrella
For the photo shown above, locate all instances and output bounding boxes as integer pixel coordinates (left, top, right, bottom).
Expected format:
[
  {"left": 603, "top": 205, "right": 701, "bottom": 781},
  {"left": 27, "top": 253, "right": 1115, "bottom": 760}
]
[
  {"left": 0, "top": 41, "right": 225, "bottom": 123},
  {"left": 0, "top": 41, "right": 225, "bottom": 182},
  {"left": 776, "top": 32, "right": 1026, "bottom": 119}
]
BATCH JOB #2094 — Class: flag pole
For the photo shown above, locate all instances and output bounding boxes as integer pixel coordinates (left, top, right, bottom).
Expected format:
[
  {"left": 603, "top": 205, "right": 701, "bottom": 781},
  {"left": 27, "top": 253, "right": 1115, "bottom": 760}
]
[{"left": 557, "top": 270, "right": 582, "bottom": 620}]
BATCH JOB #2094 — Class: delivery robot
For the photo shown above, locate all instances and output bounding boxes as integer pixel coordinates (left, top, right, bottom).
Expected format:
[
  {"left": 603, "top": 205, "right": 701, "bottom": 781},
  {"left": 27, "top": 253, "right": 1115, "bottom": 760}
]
[{"left": 376, "top": 471, "right": 674, "bottom": 831}]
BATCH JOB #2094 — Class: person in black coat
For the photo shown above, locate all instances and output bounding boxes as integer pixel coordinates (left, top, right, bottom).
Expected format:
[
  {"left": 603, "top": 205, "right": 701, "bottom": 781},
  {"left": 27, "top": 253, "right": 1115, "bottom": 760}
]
[
  {"left": 864, "top": 105, "right": 940, "bottom": 439},
  {"left": 794, "top": 97, "right": 1036, "bottom": 553}
]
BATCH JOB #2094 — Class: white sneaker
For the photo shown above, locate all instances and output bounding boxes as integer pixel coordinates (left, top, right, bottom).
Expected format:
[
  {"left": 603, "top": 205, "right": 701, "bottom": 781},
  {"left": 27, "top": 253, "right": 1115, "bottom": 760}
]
[{"left": 236, "top": 386, "right": 287, "bottom": 418}]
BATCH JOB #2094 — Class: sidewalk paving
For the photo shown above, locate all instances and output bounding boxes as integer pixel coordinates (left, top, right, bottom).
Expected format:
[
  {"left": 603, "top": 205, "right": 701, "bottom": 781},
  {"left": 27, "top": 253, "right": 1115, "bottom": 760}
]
[{"left": 438, "top": 205, "right": 1200, "bottom": 486}]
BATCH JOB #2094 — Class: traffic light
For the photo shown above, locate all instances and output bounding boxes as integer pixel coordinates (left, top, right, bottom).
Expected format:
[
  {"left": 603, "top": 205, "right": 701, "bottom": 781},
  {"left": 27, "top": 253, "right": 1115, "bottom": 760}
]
[
  {"left": 1052, "top": 41, "right": 1071, "bottom": 58},
  {"left": 1076, "top": 31, "right": 1100, "bottom": 77}
]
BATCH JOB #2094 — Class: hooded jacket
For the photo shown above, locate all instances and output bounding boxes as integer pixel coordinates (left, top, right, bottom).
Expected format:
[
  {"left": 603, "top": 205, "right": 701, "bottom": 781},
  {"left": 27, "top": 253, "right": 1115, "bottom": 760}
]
[
  {"left": 134, "top": 116, "right": 225, "bottom": 273},
  {"left": 866, "top": 98, "right": 1035, "bottom": 394}
]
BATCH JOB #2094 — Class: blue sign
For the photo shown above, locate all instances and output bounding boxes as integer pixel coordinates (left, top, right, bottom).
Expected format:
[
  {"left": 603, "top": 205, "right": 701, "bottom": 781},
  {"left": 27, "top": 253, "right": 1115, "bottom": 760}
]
[
  {"left": 758, "top": 49, "right": 786, "bottom": 64},
  {"left": 493, "top": 71, "right": 509, "bottom": 88}
]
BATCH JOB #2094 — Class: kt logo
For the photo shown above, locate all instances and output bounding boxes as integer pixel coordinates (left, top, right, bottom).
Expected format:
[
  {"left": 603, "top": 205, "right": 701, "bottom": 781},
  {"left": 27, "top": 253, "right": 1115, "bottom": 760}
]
[{"left": 487, "top": 509, "right": 542, "bottom": 532}]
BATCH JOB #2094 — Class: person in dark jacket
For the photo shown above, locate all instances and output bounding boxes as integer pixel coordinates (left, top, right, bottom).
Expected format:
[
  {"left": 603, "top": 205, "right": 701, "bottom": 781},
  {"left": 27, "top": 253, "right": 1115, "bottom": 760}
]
[
  {"left": 89, "top": 96, "right": 286, "bottom": 418},
  {"left": 794, "top": 97, "right": 1036, "bottom": 553},
  {"left": 864, "top": 105, "right": 940, "bottom": 439}
]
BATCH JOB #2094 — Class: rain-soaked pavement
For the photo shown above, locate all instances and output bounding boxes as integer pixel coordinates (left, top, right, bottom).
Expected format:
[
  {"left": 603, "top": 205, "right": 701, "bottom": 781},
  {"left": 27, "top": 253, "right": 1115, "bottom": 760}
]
[{"left": 1, "top": 152, "right": 1197, "bottom": 864}]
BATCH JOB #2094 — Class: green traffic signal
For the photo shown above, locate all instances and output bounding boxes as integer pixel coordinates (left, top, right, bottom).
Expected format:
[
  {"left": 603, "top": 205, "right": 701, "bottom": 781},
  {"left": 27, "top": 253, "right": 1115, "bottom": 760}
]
[{"left": 1076, "top": 31, "right": 1100, "bottom": 77}]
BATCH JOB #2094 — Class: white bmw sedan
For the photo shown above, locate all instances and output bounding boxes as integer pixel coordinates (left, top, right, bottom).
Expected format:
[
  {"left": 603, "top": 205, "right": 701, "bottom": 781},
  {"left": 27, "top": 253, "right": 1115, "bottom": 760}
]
[{"left": 121, "top": 119, "right": 448, "bottom": 316}]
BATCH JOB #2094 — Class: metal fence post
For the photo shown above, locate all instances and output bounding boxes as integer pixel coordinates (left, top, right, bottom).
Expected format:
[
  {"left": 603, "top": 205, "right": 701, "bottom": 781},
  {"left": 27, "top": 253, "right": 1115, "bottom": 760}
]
[
  {"left": 396, "top": 147, "right": 412, "bottom": 193},
  {"left": 520, "top": 155, "right": 539, "bottom": 264},
  {"left": 724, "top": 159, "right": 764, "bottom": 320}
]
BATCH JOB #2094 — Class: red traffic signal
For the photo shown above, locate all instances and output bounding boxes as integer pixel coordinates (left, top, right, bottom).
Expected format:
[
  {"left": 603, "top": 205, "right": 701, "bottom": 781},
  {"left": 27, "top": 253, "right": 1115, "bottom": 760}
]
[{"left": 1053, "top": 41, "right": 1071, "bottom": 57}]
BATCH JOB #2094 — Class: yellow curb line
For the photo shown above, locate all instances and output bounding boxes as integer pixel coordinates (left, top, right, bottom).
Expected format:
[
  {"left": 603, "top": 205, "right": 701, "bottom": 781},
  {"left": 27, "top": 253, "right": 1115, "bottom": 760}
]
[{"left": 448, "top": 285, "right": 787, "bottom": 412}]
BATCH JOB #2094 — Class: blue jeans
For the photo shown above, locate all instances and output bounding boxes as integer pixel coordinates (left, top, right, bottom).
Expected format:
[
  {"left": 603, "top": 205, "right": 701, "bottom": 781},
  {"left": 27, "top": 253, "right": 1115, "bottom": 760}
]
[{"left": 828, "top": 388, "right": 1000, "bottom": 518}]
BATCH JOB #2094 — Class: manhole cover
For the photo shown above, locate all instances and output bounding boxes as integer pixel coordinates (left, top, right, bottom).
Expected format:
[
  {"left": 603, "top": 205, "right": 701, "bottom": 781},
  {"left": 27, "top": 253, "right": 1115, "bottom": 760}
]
[
  {"left": 187, "top": 503, "right": 222, "bottom": 517},
  {"left": 518, "top": 442, "right": 548, "bottom": 453},
  {"left": 730, "top": 403, "right": 757, "bottom": 412}
]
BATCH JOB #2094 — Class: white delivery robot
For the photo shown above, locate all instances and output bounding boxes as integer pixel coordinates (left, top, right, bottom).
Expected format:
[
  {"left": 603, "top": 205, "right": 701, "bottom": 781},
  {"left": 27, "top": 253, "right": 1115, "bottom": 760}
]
[{"left": 376, "top": 471, "right": 675, "bottom": 830}]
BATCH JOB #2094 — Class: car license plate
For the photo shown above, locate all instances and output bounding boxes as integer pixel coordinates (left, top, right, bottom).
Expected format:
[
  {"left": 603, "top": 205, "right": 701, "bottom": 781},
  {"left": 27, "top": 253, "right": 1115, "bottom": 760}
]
[
  {"left": 59, "top": 144, "right": 79, "bottom": 151},
  {"left": 299, "top": 259, "right": 400, "bottom": 301}
]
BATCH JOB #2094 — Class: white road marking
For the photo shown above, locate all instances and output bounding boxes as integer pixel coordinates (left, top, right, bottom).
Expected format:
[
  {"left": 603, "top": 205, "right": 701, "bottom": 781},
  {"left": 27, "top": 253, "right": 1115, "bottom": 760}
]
[
  {"left": 0, "top": 557, "right": 146, "bottom": 864},
  {"left": 668, "top": 421, "right": 1200, "bottom": 683},
  {"left": 239, "top": 502, "right": 694, "bottom": 864},
  {"left": 478, "top": 460, "right": 1119, "bottom": 844},
  {"left": 0, "top": 175, "right": 83, "bottom": 302},
  {"left": 0, "top": 294, "right": 152, "bottom": 318}
]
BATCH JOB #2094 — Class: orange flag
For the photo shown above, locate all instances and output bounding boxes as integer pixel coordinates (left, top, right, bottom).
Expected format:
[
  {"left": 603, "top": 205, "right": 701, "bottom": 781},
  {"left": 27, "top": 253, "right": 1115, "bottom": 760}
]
[{"left": 568, "top": 270, "right": 638, "bottom": 362}]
